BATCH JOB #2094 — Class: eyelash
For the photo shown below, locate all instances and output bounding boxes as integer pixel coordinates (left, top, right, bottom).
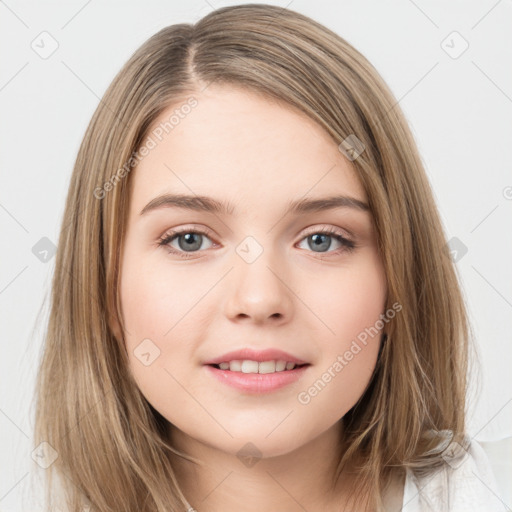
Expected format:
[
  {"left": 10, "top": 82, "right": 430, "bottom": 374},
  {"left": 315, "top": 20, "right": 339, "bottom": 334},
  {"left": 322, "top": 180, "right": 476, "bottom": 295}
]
[{"left": 157, "top": 226, "right": 357, "bottom": 259}]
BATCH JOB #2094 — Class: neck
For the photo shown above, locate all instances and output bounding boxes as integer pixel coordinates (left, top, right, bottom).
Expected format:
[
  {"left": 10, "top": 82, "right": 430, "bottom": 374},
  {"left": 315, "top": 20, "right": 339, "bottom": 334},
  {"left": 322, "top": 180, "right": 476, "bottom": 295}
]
[{"left": 167, "top": 420, "right": 363, "bottom": 512}]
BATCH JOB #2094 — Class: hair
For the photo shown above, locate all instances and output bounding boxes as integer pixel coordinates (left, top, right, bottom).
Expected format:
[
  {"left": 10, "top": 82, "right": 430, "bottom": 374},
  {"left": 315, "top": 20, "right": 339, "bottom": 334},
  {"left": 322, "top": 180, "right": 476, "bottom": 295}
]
[{"left": 32, "top": 3, "right": 477, "bottom": 511}]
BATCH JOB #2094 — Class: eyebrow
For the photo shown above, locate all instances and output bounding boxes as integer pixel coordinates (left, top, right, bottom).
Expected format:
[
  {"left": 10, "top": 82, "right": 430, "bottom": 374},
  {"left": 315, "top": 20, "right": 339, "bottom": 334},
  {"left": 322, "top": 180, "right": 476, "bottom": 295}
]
[{"left": 139, "top": 193, "right": 370, "bottom": 217}]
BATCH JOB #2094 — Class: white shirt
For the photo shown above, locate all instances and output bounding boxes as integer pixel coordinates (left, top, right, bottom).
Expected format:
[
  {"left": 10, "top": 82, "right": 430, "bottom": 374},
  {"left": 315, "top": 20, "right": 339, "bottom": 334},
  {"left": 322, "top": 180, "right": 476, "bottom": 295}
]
[{"left": 401, "top": 437, "right": 508, "bottom": 512}]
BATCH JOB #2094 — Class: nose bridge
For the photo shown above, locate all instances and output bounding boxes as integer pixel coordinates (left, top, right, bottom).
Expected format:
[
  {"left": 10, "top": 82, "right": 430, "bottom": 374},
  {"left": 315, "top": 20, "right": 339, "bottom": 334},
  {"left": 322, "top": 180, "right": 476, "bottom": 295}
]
[{"left": 223, "top": 233, "right": 293, "bottom": 322}]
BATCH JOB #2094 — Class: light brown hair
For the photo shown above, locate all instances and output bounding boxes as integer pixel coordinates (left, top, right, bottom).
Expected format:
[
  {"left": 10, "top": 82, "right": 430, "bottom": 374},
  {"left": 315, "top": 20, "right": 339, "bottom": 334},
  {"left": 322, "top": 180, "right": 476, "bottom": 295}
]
[{"left": 32, "top": 4, "right": 475, "bottom": 511}]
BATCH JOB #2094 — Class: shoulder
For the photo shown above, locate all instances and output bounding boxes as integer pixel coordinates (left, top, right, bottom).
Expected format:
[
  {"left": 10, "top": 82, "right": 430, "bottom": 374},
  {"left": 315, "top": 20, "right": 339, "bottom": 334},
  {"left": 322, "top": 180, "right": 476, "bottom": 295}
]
[{"left": 401, "top": 435, "right": 508, "bottom": 512}]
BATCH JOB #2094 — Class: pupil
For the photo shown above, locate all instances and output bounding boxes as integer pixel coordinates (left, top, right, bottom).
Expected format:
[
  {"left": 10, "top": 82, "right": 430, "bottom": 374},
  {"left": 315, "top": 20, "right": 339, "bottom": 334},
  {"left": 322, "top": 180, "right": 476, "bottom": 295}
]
[
  {"left": 179, "top": 233, "right": 201, "bottom": 251},
  {"left": 310, "top": 234, "right": 330, "bottom": 252}
]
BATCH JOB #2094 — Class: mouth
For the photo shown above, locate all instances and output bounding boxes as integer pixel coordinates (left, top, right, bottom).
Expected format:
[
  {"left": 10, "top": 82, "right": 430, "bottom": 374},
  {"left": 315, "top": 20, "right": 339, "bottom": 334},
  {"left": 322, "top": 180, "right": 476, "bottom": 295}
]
[
  {"left": 204, "top": 361, "right": 311, "bottom": 393},
  {"left": 207, "top": 361, "right": 310, "bottom": 373}
]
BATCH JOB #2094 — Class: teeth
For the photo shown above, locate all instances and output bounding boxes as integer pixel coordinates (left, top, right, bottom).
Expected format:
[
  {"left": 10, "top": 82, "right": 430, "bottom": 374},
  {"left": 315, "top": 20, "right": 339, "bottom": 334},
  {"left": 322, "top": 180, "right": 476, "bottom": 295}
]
[
  {"left": 241, "top": 360, "right": 259, "bottom": 373},
  {"left": 257, "top": 361, "right": 275, "bottom": 374},
  {"left": 216, "top": 359, "right": 299, "bottom": 373},
  {"left": 229, "top": 360, "right": 242, "bottom": 372},
  {"left": 275, "top": 360, "right": 286, "bottom": 371}
]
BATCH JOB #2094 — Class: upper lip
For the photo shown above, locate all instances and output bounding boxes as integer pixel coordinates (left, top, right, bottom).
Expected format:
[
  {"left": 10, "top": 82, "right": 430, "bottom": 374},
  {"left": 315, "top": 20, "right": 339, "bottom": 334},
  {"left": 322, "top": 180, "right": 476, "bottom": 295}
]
[{"left": 203, "top": 348, "right": 310, "bottom": 366}]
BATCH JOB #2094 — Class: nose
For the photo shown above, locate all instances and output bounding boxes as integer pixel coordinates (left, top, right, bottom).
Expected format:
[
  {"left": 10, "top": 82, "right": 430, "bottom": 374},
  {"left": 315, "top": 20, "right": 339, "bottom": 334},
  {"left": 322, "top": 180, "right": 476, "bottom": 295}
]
[{"left": 223, "top": 252, "right": 294, "bottom": 325}]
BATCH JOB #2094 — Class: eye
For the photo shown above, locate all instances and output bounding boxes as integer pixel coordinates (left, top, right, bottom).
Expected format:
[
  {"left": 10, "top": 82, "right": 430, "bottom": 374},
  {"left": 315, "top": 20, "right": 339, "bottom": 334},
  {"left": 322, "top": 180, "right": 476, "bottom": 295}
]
[
  {"left": 157, "top": 225, "right": 357, "bottom": 259},
  {"left": 157, "top": 227, "right": 215, "bottom": 259},
  {"left": 297, "top": 226, "right": 356, "bottom": 256}
]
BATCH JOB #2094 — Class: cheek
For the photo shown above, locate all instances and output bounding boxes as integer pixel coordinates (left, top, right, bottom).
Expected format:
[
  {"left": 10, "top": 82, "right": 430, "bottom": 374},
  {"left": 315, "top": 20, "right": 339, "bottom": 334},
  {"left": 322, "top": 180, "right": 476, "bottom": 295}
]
[
  {"left": 119, "top": 270, "right": 196, "bottom": 425},
  {"left": 120, "top": 253, "right": 204, "bottom": 343},
  {"left": 119, "top": 250, "right": 222, "bottom": 411},
  {"left": 310, "top": 253, "right": 387, "bottom": 345},
  {"left": 298, "top": 255, "right": 386, "bottom": 412}
]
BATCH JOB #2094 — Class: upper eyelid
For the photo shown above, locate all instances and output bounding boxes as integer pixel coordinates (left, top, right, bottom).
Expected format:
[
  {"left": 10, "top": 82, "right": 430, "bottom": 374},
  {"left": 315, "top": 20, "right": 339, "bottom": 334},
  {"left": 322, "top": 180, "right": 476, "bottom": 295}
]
[{"left": 161, "top": 224, "right": 354, "bottom": 244}]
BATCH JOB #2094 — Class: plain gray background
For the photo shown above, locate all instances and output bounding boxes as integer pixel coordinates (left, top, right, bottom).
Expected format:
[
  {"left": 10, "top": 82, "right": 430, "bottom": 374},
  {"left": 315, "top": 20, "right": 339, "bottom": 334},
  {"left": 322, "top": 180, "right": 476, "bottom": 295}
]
[{"left": 1, "top": 0, "right": 511, "bottom": 510}]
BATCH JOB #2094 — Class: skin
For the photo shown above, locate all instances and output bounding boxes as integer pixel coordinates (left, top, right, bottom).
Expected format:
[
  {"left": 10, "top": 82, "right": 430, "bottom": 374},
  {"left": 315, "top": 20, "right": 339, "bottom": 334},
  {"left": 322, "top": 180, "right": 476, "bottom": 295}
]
[{"left": 116, "top": 84, "right": 399, "bottom": 511}]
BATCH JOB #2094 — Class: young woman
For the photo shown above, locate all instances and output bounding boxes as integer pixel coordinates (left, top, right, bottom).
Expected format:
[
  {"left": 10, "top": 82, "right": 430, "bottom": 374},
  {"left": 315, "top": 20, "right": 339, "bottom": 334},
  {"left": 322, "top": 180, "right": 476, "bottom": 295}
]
[{"left": 32, "top": 4, "right": 504, "bottom": 511}]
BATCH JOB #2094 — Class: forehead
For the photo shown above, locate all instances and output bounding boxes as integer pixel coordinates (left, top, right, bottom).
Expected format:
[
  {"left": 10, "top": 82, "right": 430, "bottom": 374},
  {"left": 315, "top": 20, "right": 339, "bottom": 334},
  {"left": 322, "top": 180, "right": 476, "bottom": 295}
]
[{"left": 130, "top": 85, "right": 367, "bottom": 214}]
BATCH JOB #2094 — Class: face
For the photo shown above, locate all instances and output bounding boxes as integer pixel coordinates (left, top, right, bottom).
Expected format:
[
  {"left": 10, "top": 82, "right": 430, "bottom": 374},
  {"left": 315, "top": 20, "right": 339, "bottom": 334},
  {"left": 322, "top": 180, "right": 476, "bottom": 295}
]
[{"left": 117, "top": 84, "right": 387, "bottom": 459}]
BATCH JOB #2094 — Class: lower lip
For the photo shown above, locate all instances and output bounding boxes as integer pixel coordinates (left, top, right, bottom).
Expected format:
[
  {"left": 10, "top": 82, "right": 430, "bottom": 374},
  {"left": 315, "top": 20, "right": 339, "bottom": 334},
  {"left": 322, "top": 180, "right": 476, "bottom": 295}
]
[{"left": 204, "top": 364, "right": 310, "bottom": 394}]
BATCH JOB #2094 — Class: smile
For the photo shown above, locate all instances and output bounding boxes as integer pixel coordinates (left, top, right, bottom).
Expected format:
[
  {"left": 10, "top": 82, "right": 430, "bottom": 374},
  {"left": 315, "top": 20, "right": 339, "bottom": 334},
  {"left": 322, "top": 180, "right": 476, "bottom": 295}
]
[
  {"left": 211, "top": 359, "right": 305, "bottom": 373},
  {"left": 205, "top": 362, "right": 311, "bottom": 393}
]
